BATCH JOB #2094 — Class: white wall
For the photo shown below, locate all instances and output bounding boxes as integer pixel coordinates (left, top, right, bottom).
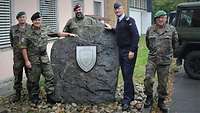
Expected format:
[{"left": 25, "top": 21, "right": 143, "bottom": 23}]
[
  {"left": 57, "top": 0, "right": 73, "bottom": 32},
  {"left": 141, "top": 12, "right": 151, "bottom": 34},
  {"left": 84, "top": 0, "right": 94, "bottom": 15},
  {"left": 129, "top": 8, "right": 142, "bottom": 35},
  {"left": 12, "top": 0, "right": 39, "bottom": 25},
  {"left": 129, "top": 8, "right": 152, "bottom": 35}
]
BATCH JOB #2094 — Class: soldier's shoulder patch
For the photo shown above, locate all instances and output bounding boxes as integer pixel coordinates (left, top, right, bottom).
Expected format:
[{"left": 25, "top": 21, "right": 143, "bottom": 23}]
[
  {"left": 126, "top": 17, "right": 130, "bottom": 21},
  {"left": 125, "top": 17, "right": 132, "bottom": 26}
]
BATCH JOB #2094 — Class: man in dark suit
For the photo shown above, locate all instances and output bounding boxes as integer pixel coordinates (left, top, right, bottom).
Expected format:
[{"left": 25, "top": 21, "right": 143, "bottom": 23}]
[{"left": 105, "top": 2, "right": 140, "bottom": 111}]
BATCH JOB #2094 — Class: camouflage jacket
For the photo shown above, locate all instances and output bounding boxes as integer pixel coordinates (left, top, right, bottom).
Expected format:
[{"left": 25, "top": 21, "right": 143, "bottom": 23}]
[
  {"left": 63, "top": 16, "right": 97, "bottom": 34},
  {"left": 20, "top": 25, "right": 52, "bottom": 64},
  {"left": 146, "top": 24, "right": 178, "bottom": 65},
  {"left": 10, "top": 23, "right": 31, "bottom": 54}
]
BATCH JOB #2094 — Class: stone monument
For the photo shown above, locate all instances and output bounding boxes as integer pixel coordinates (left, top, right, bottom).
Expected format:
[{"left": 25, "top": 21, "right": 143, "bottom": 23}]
[{"left": 51, "top": 18, "right": 119, "bottom": 104}]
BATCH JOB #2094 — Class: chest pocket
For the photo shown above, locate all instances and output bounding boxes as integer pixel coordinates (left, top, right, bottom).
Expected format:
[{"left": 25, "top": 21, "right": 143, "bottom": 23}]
[
  {"left": 41, "top": 32, "right": 48, "bottom": 45},
  {"left": 69, "top": 22, "right": 78, "bottom": 33},
  {"left": 148, "top": 36, "right": 156, "bottom": 49},
  {"left": 13, "top": 31, "right": 21, "bottom": 46},
  {"left": 158, "top": 35, "right": 173, "bottom": 55},
  {"left": 161, "top": 35, "right": 172, "bottom": 49}
]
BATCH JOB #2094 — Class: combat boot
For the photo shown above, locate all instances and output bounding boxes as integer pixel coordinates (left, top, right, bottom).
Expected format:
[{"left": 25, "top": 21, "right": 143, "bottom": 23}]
[
  {"left": 12, "top": 90, "right": 21, "bottom": 102},
  {"left": 47, "top": 94, "right": 61, "bottom": 104},
  {"left": 31, "top": 94, "right": 40, "bottom": 105},
  {"left": 158, "top": 98, "right": 169, "bottom": 113},
  {"left": 144, "top": 95, "right": 153, "bottom": 108}
]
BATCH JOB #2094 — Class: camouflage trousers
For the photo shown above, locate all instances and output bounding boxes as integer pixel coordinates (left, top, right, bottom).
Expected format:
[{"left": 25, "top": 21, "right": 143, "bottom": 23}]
[
  {"left": 27, "top": 63, "right": 55, "bottom": 98},
  {"left": 144, "top": 60, "right": 170, "bottom": 99},
  {"left": 13, "top": 54, "right": 28, "bottom": 92}
]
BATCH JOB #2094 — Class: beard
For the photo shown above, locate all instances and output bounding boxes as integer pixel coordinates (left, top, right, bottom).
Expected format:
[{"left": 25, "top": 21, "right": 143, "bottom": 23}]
[{"left": 76, "top": 12, "right": 84, "bottom": 20}]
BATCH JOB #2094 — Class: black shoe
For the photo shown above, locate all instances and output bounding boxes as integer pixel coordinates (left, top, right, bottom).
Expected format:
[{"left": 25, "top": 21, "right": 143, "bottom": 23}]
[
  {"left": 12, "top": 91, "right": 21, "bottom": 102},
  {"left": 176, "top": 58, "right": 182, "bottom": 66},
  {"left": 122, "top": 103, "right": 130, "bottom": 111},
  {"left": 31, "top": 95, "right": 40, "bottom": 105},
  {"left": 158, "top": 98, "right": 169, "bottom": 113},
  {"left": 47, "top": 94, "right": 61, "bottom": 104},
  {"left": 144, "top": 95, "right": 153, "bottom": 108}
]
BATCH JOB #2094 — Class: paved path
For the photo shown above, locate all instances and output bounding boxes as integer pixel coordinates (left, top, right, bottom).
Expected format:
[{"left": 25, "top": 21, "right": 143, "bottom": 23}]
[{"left": 170, "top": 68, "right": 200, "bottom": 113}]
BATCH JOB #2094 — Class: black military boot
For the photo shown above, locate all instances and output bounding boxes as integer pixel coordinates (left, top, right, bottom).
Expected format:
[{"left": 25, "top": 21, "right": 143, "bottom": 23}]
[
  {"left": 158, "top": 98, "right": 169, "bottom": 113},
  {"left": 12, "top": 90, "right": 21, "bottom": 102},
  {"left": 122, "top": 103, "right": 130, "bottom": 111},
  {"left": 144, "top": 95, "right": 153, "bottom": 108},
  {"left": 47, "top": 94, "right": 61, "bottom": 104}
]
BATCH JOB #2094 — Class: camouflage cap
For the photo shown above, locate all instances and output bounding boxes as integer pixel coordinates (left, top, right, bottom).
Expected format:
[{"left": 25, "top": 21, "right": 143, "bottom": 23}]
[
  {"left": 154, "top": 10, "right": 167, "bottom": 18},
  {"left": 16, "top": 11, "right": 26, "bottom": 19},
  {"left": 31, "top": 12, "right": 41, "bottom": 21}
]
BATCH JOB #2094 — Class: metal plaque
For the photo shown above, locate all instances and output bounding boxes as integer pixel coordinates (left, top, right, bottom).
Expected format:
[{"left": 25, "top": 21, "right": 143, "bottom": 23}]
[{"left": 76, "top": 46, "right": 96, "bottom": 72}]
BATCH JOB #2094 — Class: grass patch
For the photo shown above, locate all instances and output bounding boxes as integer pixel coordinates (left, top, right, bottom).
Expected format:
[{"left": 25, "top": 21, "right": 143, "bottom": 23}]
[{"left": 134, "top": 36, "right": 148, "bottom": 84}]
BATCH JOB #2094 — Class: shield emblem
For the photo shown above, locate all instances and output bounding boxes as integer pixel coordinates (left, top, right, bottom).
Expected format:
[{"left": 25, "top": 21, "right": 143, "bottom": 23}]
[{"left": 76, "top": 46, "right": 96, "bottom": 72}]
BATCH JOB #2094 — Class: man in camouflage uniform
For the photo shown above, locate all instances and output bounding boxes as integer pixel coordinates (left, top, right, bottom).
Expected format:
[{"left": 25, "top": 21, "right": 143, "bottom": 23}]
[
  {"left": 9, "top": 11, "right": 31, "bottom": 102},
  {"left": 144, "top": 10, "right": 178, "bottom": 113},
  {"left": 63, "top": 4, "right": 97, "bottom": 34},
  {"left": 20, "top": 12, "right": 76, "bottom": 105}
]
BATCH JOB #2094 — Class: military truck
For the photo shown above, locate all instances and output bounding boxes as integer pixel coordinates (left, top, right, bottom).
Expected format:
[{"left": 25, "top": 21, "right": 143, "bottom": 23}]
[{"left": 171, "top": 2, "right": 200, "bottom": 79}]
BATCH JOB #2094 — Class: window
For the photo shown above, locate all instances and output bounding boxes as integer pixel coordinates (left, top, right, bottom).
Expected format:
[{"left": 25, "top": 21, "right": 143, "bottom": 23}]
[
  {"left": 129, "top": 0, "right": 147, "bottom": 10},
  {"left": 94, "top": 1, "right": 102, "bottom": 16},
  {"left": 179, "top": 9, "right": 200, "bottom": 27},
  {"left": 40, "top": 0, "right": 57, "bottom": 32},
  {"left": 0, "top": 0, "right": 11, "bottom": 48}
]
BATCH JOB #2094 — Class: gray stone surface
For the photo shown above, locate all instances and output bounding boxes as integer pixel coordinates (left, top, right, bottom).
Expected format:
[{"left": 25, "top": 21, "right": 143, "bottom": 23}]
[{"left": 51, "top": 21, "right": 119, "bottom": 104}]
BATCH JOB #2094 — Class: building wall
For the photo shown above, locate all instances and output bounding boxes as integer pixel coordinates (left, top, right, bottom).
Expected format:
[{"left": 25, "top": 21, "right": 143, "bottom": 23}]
[
  {"left": 104, "top": 0, "right": 128, "bottom": 26},
  {"left": 57, "top": 0, "right": 73, "bottom": 32},
  {"left": 129, "top": 8, "right": 142, "bottom": 35},
  {"left": 129, "top": 8, "right": 152, "bottom": 35},
  {"left": 12, "top": 0, "right": 39, "bottom": 25},
  {"left": 0, "top": 0, "right": 104, "bottom": 81},
  {"left": 11, "top": 0, "right": 105, "bottom": 31},
  {"left": 141, "top": 11, "right": 151, "bottom": 34}
]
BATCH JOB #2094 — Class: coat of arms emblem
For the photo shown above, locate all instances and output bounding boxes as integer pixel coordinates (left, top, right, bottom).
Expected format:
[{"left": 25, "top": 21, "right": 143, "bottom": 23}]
[{"left": 76, "top": 46, "right": 96, "bottom": 72}]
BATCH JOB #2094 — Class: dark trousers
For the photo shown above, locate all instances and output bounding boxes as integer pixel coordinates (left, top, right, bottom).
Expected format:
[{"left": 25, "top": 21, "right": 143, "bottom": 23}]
[{"left": 119, "top": 48, "right": 137, "bottom": 104}]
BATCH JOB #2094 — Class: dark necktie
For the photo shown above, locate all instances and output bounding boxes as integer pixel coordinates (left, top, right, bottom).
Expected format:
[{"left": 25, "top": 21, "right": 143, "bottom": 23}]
[{"left": 117, "top": 18, "right": 120, "bottom": 23}]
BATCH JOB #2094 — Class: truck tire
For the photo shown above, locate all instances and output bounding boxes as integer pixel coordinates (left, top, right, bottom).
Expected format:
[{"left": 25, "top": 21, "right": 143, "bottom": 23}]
[{"left": 184, "top": 51, "right": 200, "bottom": 80}]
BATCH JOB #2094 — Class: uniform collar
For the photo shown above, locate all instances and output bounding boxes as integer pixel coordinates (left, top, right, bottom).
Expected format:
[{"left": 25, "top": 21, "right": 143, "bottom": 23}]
[
  {"left": 31, "top": 25, "right": 42, "bottom": 34},
  {"left": 118, "top": 13, "right": 125, "bottom": 22},
  {"left": 152, "top": 24, "right": 170, "bottom": 33},
  {"left": 15, "top": 23, "right": 28, "bottom": 32},
  {"left": 75, "top": 15, "right": 85, "bottom": 22}
]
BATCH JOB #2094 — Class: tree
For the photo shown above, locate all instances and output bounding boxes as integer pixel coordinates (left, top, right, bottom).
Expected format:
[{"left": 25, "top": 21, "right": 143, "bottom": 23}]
[{"left": 153, "top": 0, "right": 187, "bottom": 14}]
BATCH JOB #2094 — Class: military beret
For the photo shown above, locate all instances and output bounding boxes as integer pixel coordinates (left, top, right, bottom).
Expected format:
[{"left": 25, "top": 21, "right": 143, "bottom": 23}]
[
  {"left": 73, "top": 4, "right": 81, "bottom": 11},
  {"left": 31, "top": 12, "right": 41, "bottom": 21},
  {"left": 154, "top": 10, "right": 167, "bottom": 18},
  {"left": 114, "top": 2, "right": 122, "bottom": 9},
  {"left": 16, "top": 11, "right": 26, "bottom": 19}
]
